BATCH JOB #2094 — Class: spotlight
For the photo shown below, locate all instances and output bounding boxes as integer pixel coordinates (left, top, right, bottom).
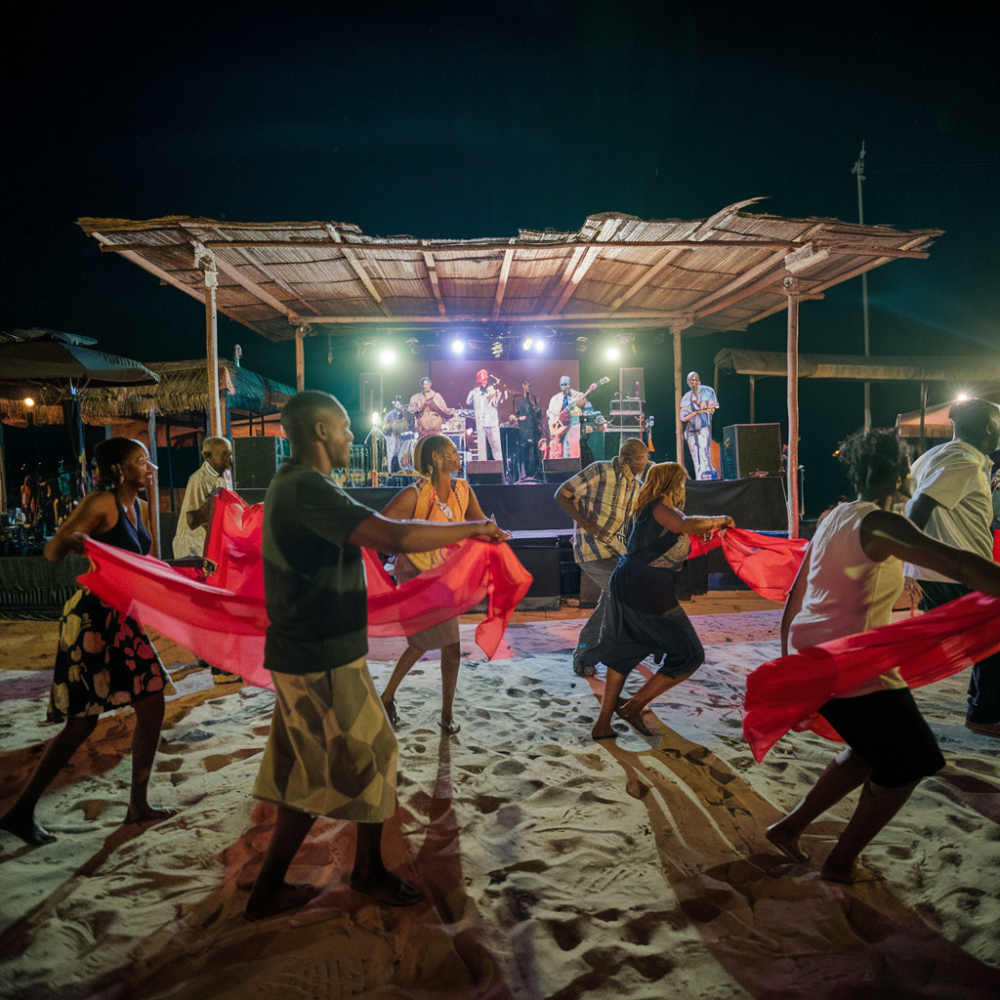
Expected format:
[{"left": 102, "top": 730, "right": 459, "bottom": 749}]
[
  {"left": 451, "top": 339, "right": 465, "bottom": 353},
  {"left": 956, "top": 393, "right": 969, "bottom": 401},
  {"left": 606, "top": 347, "right": 620, "bottom": 360},
  {"left": 24, "top": 397, "right": 35, "bottom": 408},
  {"left": 379, "top": 349, "right": 396, "bottom": 366},
  {"left": 535, "top": 339, "right": 545, "bottom": 351},
  {"left": 372, "top": 411, "right": 381, "bottom": 426},
  {"left": 523, "top": 338, "right": 533, "bottom": 350}
]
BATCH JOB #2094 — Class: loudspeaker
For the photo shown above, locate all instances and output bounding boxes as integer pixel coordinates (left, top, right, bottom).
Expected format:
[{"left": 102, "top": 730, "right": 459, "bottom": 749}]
[
  {"left": 508, "top": 538, "right": 561, "bottom": 609},
  {"left": 233, "top": 436, "right": 290, "bottom": 490},
  {"left": 543, "top": 457, "right": 580, "bottom": 482},
  {"left": 722, "top": 424, "right": 782, "bottom": 479},
  {"left": 619, "top": 366, "right": 644, "bottom": 402},
  {"left": 467, "top": 460, "right": 504, "bottom": 485}
]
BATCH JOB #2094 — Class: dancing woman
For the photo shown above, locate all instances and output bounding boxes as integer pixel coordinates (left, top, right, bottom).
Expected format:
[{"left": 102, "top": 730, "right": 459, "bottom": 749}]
[
  {"left": 0, "top": 438, "right": 174, "bottom": 845},
  {"left": 766, "top": 429, "right": 1000, "bottom": 882},
  {"left": 589, "top": 462, "right": 733, "bottom": 740},
  {"left": 378, "top": 434, "right": 491, "bottom": 735}
]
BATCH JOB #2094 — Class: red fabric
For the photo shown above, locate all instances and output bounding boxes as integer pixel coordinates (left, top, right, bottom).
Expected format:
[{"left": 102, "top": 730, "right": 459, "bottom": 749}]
[
  {"left": 688, "top": 528, "right": 808, "bottom": 603},
  {"left": 993, "top": 528, "right": 999, "bottom": 562},
  {"left": 78, "top": 490, "right": 532, "bottom": 689},
  {"left": 742, "top": 590, "right": 1000, "bottom": 761}
]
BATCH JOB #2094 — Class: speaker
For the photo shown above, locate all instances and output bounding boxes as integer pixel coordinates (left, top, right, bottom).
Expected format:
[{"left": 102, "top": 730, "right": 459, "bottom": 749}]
[
  {"left": 233, "top": 436, "right": 290, "bottom": 490},
  {"left": 722, "top": 424, "right": 782, "bottom": 479},
  {"left": 467, "top": 460, "right": 504, "bottom": 485},
  {"left": 508, "top": 538, "right": 561, "bottom": 609},
  {"left": 542, "top": 457, "right": 580, "bottom": 482},
  {"left": 619, "top": 366, "right": 644, "bottom": 402}
]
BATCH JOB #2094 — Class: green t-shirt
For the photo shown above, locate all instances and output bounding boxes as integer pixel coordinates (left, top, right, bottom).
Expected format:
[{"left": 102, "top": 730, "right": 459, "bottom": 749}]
[{"left": 262, "top": 461, "right": 376, "bottom": 674}]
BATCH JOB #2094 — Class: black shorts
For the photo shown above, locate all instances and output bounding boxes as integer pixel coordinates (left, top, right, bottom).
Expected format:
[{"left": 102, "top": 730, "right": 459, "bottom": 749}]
[{"left": 818, "top": 687, "right": 945, "bottom": 789}]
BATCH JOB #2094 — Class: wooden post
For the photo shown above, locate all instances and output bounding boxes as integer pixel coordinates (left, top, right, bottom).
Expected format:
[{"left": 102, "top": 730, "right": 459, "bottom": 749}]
[
  {"left": 0, "top": 420, "right": 7, "bottom": 516},
  {"left": 295, "top": 327, "right": 306, "bottom": 393},
  {"left": 784, "top": 276, "right": 800, "bottom": 538},
  {"left": 203, "top": 254, "right": 223, "bottom": 437},
  {"left": 147, "top": 403, "right": 161, "bottom": 558},
  {"left": 919, "top": 381, "right": 927, "bottom": 456},
  {"left": 673, "top": 325, "right": 684, "bottom": 464},
  {"left": 749, "top": 375, "right": 756, "bottom": 424}
]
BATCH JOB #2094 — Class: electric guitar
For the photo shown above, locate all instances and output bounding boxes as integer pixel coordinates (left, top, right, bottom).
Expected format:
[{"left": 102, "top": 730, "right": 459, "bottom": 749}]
[{"left": 549, "top": 377, "right": 611, "bottom": 437}]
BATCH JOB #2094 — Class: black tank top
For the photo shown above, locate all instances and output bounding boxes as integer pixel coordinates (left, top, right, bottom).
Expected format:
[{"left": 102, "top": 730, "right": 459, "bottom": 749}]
[{"left": 92, "top": 497, "right": 151, "bottom": 555}]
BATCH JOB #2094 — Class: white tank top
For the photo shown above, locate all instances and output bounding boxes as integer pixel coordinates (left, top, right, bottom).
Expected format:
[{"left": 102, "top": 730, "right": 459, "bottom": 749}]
[{"left": 790, "top": 500, "right": 907, "bottom": 697}]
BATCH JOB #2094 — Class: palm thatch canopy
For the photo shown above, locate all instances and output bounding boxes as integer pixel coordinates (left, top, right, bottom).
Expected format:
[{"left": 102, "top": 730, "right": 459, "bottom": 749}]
[{"left": 78, "top": 200, "right": 942, "bottom": 343}]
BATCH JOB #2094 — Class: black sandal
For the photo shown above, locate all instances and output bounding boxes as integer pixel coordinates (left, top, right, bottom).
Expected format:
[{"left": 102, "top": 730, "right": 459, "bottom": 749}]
[{"left": 383, "top": 698, "right": 399, "bottom": 727}]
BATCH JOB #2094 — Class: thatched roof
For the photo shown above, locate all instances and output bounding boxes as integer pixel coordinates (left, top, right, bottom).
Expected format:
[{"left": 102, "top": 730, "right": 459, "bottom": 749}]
[
  {"left": 77, "top": 360, "right": 295, "bottom": 422},
  {"left": 78, "top": 200, "right": 941, "bottom": 343},
  {"left": 715, "top": 349, "right": 1000, "bottom": 383}
]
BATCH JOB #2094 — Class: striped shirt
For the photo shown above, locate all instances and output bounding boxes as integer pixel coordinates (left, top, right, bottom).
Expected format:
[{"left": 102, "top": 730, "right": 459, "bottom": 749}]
[{"left": 558, "top": 457, "right": 640, "bottom": 563}]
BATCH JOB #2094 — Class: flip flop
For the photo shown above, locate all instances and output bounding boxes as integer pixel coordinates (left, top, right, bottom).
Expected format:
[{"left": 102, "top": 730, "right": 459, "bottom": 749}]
[
  {"left": 439, "top": 720, "right": 461, "bottom": 735},
  {"left": 383, "top": 699, "right": 399, "bottom": 727},
  {"left": 592, "top": 732, "right": 617, "bottom": 741}
]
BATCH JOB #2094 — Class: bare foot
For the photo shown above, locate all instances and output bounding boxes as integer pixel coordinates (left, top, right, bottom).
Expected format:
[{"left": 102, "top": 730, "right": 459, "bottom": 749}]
[
  {"left": 820, "top": 862, "right": 884, "bottom": 885},
  {"left": 124, "top": 805, "right": 177, "bottom": 827},
  {"left": 614, "top": 699, "right": 654, "bottom": 737},
  {"left": 765, "top": 823, "right": 809, "bottom": 863},
  {"left": 439, "top": 718, "right": 461, "bottom": 736},
  {"left": 383, "top": 698, "right": 399, "bottom": 727},
  {"left": 350, "top": 870, "right": 423, "bottom": 907},
  {"left": 0, "top": 810, "right": 57, "bottom": 846},
  {"left": 245, "top": 881, "right": 320, "bottom": 921}
]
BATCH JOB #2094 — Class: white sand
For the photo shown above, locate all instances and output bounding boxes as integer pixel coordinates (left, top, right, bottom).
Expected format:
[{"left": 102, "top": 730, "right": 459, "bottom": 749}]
[{"left": 1, "top": 613, "right": 998, "bottom": 999}]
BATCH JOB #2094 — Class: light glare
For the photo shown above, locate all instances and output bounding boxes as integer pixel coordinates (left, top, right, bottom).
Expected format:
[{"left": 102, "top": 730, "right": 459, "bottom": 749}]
[
  {"left": 379, "top": 349, "right": 396, "bottom": 365},
  {"left": 451, "top": 339, "right": 465, "bottom": 353}
]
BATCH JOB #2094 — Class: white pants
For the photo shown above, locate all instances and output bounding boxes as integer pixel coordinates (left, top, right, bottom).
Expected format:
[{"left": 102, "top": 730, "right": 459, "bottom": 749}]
[
  {"left": 476, "top": 423, "right": 503, "bottom": 464},
  {"left": 685, "top": 425, "right": 717, "bottom": 480}
]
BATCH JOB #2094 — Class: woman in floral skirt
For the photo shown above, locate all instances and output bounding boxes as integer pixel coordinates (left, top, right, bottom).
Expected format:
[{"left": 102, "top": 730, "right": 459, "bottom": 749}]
[{"left": 0, "top": 437, "right": 174, "bottom": 845}]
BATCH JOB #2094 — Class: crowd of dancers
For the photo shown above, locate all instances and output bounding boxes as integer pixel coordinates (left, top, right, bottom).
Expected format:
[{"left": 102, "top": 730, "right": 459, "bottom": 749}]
[{"left": 2, "top": 390, "right": 998, "bottom": 919}]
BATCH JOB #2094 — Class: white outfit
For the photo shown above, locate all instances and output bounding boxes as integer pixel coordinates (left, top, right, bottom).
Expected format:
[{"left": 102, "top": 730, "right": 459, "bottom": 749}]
[
  {"left": 902, "top": 439, "right": 994, "bottom": 583},
  {"left": 467, "top": 386, "right": 503, "bottom": 463},
  {"left": 172, "top": 461, "right": 232, "bottom": 558},
  {"left": 547, "top": 390, "right": 584, "bottom": 458},
  {"left": 789, "top": 500, "right": 906, "bottom": 698}
]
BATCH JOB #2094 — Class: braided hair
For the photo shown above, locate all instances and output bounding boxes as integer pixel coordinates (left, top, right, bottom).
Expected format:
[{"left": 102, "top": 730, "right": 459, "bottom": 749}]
[
  {"left": 837, "top": 428, "right": 911, "bottom": 503},
  {"left": 92, "top": 437, "right": 145, "bottom": 492}
]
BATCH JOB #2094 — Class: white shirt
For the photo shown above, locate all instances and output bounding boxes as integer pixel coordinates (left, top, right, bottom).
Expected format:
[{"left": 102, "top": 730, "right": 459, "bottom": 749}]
[
  {"left": 547, "top": 389, "right": 583, "bottom": 430},
  {"left": 790, "top": 500, "right": 906, "bottom": 697},
  {"left": 903, "top": 439, "right": 994, "bottom": 583},
  {"left": 172, "top": 461, "right": 232, "bottom": 558},
  {"left": 466, "top": 386, "right": 502, "bottom": 427}
]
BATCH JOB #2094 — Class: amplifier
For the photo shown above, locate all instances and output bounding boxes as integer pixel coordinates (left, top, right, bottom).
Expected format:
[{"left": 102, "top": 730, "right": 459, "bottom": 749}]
[
  {"left": 542, "top": 457, "right": 580, "bottom": 483},
  {"left": 467, "top": 460, "right": 504, "bottom": 485},
  {"left": 233, "top": 436, "right": 290, "bottom": 490},
  {"left": 722, "top": 424, "right": 782, "bottom": 479}
]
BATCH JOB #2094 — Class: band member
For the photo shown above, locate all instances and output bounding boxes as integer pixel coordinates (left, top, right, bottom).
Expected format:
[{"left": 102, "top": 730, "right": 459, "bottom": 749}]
[
  {"left": 384, "top": 396, "right": 415, "bottom": 473},
  {"left": 680, "top": 371, "right": 719, "bottom": 480},
  {"left": 548, "top": 376, "right": 586, "bottom": 459},
  {"left": 466, "top": 369, "right": 506, "bottom": 465},
  {"left": 516, "top": 381, "right": 542, "bottom": 480},
  {"left": 409, "top": 377, "right": 452, "bottom": 439}
]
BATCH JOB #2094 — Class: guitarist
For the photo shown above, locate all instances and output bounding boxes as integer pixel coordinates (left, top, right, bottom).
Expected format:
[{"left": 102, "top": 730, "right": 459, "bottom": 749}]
[{"left": 547, "top": 376, "right": 587, "bottom": 459}]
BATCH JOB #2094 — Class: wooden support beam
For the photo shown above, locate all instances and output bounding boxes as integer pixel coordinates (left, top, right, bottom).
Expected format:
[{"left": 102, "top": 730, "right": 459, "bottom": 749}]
[
  {"left": 147, "top": 403, "right": 161, "bottom": 559},
  {"left": 671, "top": 321, "right": 693, "bottom": 463},
  {"left": 785, "top": 276, "right": 800, "bottom": 539},
  {"left": 607, "top": 247, "right": 688, "bottom": 314},
  {"left": 295, "top": 328, "right": 305, "bottom": 393},
  {"left": 422, "top": 252, "right": 447, "bottom": 316},
  {"left": 342, "top": 249, "right": 392, "bottom": 317},
  {"left": 492, "top": 248, "right": 514, "bottom": 320},
  {"left": 307, "top": 309, "right": 688, "bottom": 326},
  {"left": 549, "top": 245, "right": 601, "bottom": 315},
  {"left": 201, "top": 253, "right": 224, "bottom": 438}
]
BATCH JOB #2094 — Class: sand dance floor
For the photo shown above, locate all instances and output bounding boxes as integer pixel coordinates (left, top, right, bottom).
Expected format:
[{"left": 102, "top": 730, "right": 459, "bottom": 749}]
[{"left": 1, "top": 613, "right": 998, "bottom": 999}]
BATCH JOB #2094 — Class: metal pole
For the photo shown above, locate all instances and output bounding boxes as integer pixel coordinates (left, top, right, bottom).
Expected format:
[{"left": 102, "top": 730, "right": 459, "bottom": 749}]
[
  {"left": 785, "top": 276, "right": 800, "bottom": 538},
  {"left": 919, "top": 381, "right": 928, "bottom": 455},
  {"left": 749, "top": 375, "right": 756, "bottom": 424},
  {"left": 673, "top": 325, "right": 684, "bottom": 464},
  {"left": 852, "top": 142, "right": 871, "bottom": 430},
  {"left": 295, "top": 327, "right": 306, "bottom": 393}
]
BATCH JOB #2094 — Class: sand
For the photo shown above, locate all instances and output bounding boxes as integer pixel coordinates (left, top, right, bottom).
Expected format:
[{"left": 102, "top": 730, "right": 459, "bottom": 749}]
[{"left": 1, "top": 611, "right": 998, "bottom": 999}]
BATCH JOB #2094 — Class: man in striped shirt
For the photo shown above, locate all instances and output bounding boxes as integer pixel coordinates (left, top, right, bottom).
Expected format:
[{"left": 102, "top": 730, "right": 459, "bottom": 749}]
[{"left": 555, "top": 438, "right": 649, "bottom": 676}]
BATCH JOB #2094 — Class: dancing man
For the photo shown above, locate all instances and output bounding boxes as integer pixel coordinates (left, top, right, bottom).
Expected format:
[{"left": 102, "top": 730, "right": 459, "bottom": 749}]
[
  {"left": 555, "top": 437, "right": 649, "bottom": 677},
  {"left": 904, "top": 397, "right": 1000, "bottom": 738},
  {"left": 466, "top": 369, "right": 506, "bottom": 465},
  {"left": 409, "top": 376, "right": 452, "bottom": 439},
  {"left": 680, "top": 371, "right": 719, "bottom": 480},
  {"left": 245, "top": 390, "right": 505, "bottom": 921},
  {"left": 548, "top": 376, "right": 586, "bottom": 459}
]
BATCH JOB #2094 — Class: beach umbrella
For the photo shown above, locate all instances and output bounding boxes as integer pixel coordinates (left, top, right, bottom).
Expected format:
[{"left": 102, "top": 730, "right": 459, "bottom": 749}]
[{"left": 0, "top": 329, "right": 159, "bottom": 508}]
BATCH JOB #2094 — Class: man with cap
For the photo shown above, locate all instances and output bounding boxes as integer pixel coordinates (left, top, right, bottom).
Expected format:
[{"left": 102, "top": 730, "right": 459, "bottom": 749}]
[
  {"left": 466, "top": 369, "right": 506, "bottom": 467},
  {"left": 548, "top": 376, "right": 586, "bottom": 459},
  {"left": 680, "top": 371, "right": 719, "bottom": 480},
  {"left": 408, "top": 377, "right": 452, "bottom": 439}
]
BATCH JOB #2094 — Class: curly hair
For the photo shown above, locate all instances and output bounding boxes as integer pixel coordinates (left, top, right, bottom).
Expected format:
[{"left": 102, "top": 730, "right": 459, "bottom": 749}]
[
  {"left": 635, "top": 462, "right": 688, "bottom": 514},
  {"left": 837, "top": 428, "right": 911, "bottom": 503}
]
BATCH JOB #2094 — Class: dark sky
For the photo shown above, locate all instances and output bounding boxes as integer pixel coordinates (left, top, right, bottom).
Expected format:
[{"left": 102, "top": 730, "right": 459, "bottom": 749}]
[{"left": 3, "top": 1, "right": 998, "bottom": 514}]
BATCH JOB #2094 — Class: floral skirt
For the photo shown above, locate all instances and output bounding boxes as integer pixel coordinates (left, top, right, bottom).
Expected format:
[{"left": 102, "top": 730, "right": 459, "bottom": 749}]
[{"left": 47, "top": 588, "right": 165, "bottom": 722}]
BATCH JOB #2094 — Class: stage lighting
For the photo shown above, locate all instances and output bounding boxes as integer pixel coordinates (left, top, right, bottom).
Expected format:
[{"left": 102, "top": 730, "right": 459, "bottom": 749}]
[
  {"left": 372, "top": 411, "right": 381, "bottom": 426},
  {"left": 451, "top": 339, "right": 465, "bottom": 353},
  {"left": 535, "top": 339, "right": 545, "bottom": 351},
  {"left": 523, "top": 338, "right": 533, "bottom": 350},
  {"left": 379, "top": 349, "right": 396, "bottom": 366},
  {"left": 606, "top": 347, "right": 620, "bottom": 360},
  {"left": 956, "top": 392, "right": 969, "bottom": 401},
  {"left": 24, "top": 397, "right": 35, "bottom": 408}
]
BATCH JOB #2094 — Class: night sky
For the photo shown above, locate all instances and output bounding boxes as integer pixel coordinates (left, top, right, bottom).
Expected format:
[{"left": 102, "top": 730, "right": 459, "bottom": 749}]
[{"left": 4, "top": 2, "right": 997, "bottom": 515}]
